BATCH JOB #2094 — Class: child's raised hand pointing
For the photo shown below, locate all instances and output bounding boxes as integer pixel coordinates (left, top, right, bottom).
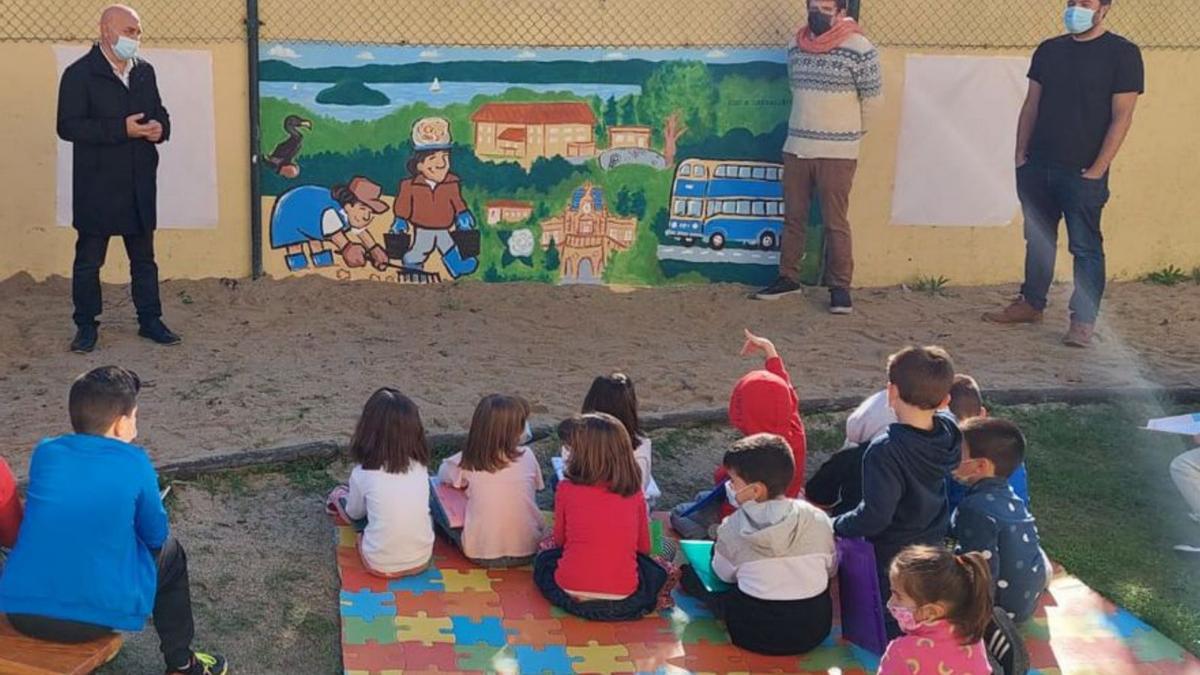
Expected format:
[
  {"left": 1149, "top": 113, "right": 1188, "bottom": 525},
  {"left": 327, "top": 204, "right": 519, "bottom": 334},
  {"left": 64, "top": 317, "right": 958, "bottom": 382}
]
[{"left": 740, "top": 329, "right": 779, "bottom": 360}]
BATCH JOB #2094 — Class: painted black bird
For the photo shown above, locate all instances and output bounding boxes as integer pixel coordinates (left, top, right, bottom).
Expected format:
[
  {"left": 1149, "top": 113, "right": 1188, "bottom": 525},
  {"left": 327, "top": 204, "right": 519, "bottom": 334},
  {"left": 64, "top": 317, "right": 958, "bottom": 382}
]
[{"left": 265, "top": 114, "right": 312, "bottom": 178}]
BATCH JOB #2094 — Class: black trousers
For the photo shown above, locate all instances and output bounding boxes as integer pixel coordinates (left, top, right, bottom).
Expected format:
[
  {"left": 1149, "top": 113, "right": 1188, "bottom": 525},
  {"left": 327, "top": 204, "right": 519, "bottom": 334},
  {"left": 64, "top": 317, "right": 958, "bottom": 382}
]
[
  {"left": 533, "top": 548, "right": 667, "bottom": 621},
  {"left": 72, "top": 230, "right": 162, "bottom": 328},
  {"left": 680, "top": 565, "right": 832, "bottom": 656},
  {"left": 8, "top": 538, "right": 196, "bottom": 670}
]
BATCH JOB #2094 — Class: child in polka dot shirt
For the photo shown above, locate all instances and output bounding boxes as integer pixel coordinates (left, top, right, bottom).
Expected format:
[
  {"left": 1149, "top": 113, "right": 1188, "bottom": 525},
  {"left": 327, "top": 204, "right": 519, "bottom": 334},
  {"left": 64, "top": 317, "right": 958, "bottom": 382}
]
[{"left": 951, "top": 418, "right": 1051, "bottom": 624}]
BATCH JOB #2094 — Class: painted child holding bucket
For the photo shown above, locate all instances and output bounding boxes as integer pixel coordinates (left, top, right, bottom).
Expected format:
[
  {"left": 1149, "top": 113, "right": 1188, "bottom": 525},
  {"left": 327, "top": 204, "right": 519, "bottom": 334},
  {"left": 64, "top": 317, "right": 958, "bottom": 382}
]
[{"left": 389, "top": 117, "right": 480, "bottom": 278}]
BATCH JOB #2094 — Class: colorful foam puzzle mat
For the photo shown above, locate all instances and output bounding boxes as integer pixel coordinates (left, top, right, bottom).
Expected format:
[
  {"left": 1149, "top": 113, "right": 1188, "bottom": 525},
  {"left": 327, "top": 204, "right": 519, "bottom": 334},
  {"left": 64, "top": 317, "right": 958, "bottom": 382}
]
[{"left": 334, "top": 521, "right": 1200, "bottom": 674}]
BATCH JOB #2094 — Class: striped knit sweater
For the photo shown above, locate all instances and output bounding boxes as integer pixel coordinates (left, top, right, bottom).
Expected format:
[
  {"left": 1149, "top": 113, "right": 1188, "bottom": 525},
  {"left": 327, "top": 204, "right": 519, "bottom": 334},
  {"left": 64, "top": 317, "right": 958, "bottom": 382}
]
[{"left": 783, "top": 33, "right": 883, "bottom": 160}]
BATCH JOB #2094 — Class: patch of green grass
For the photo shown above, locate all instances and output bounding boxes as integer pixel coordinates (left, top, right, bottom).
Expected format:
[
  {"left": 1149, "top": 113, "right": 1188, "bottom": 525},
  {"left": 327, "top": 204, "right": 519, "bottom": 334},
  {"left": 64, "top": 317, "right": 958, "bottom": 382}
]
[
  {"left": 911, "top": 274, "right": 951, "bottom": 296},
  {"left": 280, "top": 457, "right": 339, "bottom": 494},
  {"left": 266, "top": 566, "right": 310, "bottom": 590},
  {"left": 651, "top": 427, "right": 715, "bottom": 461},
  {"left": 1142, "top": 265, "right": 1191, "bottom": 286},
  {"left": 192, "top": 470, "right": 250, "bottom": 496},
  {"left": 801, "top": 412, "right": 845, "bottom": 454},
  {"left": 992, "top": 401, "right": 1200, "bottom": 656}
]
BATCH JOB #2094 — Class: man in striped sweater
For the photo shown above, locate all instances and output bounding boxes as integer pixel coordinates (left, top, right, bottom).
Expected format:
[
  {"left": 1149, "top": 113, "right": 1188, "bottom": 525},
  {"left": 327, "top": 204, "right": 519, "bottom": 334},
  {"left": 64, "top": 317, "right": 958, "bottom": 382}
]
[{"left": 755, "top": 0, "right": 882, "bottom": 314}]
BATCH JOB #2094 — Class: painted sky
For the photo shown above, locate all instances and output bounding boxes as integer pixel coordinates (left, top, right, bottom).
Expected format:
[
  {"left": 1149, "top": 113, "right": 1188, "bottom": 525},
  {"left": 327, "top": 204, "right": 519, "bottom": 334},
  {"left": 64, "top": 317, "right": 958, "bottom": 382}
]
[{"left": 262, "top": 44, "right": 787, "bottom": 67}]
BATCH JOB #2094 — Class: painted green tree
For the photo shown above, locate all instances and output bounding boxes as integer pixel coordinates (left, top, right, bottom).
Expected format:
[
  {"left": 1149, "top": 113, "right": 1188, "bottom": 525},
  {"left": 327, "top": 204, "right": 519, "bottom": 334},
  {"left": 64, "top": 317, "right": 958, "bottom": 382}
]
[
  {"left": 619, "top": 96, "right": 638, "bottom": 125},
  {"left": 603, "top": 96, "right": 619, "bottom": 127},
  {"left": 545, "top": 237, "right": 561, "bottom": 271},
  {"left": 630, "top": 190, "right": 648, "bottom": 219},
  {"left": 636, "top": 62, "right": 718, "bottom": 156}
]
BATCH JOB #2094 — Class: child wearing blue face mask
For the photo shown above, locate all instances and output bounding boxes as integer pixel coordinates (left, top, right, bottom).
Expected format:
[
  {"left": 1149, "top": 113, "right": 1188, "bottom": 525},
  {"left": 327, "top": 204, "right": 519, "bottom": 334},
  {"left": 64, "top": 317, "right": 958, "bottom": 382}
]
[
  {"left": 435, "top": 394, "right": 546, "bottom": 567},
  {"left": 679, "top": 433, "right": 837, "bottom": 655}
]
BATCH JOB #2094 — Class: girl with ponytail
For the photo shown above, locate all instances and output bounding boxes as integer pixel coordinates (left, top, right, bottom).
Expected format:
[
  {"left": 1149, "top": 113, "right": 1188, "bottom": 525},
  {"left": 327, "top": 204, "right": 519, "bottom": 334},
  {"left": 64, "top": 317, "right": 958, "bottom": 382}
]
[{"left": 878, "top": 545, "right": 995, "bottom": 674}]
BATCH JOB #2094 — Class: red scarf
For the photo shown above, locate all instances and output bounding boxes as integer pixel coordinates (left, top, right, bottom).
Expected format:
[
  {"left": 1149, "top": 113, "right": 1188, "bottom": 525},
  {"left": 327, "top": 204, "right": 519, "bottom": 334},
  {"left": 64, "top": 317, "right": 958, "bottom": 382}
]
[{"left": 796, "top": 17, "right": 863, "bottom": 54}]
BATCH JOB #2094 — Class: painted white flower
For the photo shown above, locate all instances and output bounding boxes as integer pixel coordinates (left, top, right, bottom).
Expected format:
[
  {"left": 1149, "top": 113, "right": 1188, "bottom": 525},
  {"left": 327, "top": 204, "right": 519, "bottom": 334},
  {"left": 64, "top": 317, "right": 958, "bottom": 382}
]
[{"left": 508, "top": 229, "right": 535, "bottom": 258}]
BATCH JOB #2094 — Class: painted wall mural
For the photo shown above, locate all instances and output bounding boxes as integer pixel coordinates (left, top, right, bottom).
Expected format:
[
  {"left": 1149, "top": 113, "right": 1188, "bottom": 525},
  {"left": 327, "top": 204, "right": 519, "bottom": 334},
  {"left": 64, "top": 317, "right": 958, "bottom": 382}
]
[{"left": 258, "top": 45, "right": 825, "bottom": 286}]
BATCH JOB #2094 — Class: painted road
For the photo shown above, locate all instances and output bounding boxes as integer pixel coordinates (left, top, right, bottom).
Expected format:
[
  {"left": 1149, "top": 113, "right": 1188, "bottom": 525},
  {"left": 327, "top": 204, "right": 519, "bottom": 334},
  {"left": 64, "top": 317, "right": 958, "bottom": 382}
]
[{"left": 656, "top": 246, "right": 780, "bottom": 265}]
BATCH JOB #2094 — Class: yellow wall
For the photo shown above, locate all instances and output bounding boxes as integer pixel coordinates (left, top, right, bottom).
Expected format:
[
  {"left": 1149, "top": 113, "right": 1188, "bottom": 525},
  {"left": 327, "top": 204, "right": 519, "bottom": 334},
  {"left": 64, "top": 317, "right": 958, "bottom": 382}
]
[
  {"left": 2, "top": 37, "right": 1197, "bottom": 286},
  {"left": 0, "top": 41, "right": 252, "bottom": 283},
  {"left": 850, "top": 47, "right": 1200, "bottom": 286}
]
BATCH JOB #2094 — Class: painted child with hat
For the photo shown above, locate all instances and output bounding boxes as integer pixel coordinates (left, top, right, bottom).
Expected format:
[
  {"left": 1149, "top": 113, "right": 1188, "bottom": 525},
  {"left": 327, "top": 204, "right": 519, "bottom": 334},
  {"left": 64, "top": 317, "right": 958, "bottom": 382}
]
[
  {"left": 390, "top": 117, "right": 480, "bottom": 278},
  {"left": 269, "top": 176, "right": 392, "bottom": 271}
]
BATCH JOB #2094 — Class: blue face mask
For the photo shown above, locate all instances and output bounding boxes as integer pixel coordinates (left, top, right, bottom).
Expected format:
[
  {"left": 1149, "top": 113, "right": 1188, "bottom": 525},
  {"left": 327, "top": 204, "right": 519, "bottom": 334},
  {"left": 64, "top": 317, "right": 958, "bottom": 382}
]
[
  {"left": 1063, "top": 6, "right": 1095, "bottom": 35},
  {"left": 519, "top": 421, "right": 533, "bottom": 445},
  {"left": 113, "top": 35, "right": 140, "bottom": 61}
]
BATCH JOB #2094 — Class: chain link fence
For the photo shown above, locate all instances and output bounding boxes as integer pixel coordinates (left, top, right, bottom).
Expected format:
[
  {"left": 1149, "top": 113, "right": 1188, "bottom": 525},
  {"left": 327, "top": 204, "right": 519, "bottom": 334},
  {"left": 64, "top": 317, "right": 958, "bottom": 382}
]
[
  {"left": 0, "top": 0, "right": 245, "bottom": 43},
  {"left": 255, "top": 0, "right": 1196, "bottom": 49},
  {"left": 1, "top": 0, "right": 1195, "bottom": 49}
]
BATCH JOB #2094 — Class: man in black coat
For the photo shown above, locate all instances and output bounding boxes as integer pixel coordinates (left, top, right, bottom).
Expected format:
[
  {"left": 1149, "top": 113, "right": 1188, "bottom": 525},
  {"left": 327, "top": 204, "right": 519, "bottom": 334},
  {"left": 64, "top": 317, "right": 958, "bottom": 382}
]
[{"left": 59, "top": 4, "right": 180, "bottom": 353}]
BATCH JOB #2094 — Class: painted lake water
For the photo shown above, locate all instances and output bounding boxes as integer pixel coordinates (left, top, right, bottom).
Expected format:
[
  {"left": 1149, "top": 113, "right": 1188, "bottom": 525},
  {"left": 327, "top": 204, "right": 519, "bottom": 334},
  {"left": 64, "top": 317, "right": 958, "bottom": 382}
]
[{"left": 261, "top": 81, "right": 643, "bottom": 122}]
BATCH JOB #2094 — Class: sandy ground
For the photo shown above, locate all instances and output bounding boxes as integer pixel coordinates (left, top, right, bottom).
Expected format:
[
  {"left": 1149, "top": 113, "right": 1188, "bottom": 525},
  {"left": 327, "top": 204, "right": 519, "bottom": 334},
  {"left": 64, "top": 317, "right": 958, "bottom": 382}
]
[
  {"left": 2, "top": 273, "right": 1198, "bottom": 473},
  {"left": 95, "top": 425, "right": 844, "bottom": 674}
]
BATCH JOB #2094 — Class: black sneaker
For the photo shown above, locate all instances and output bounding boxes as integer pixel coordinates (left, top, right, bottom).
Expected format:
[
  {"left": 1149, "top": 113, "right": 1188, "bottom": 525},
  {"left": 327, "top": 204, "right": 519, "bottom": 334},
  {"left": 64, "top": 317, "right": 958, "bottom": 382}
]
[
  {"left": 752, "top": 277, "right": 803, "bottom": 301},
  {"left": 984, "top": 606, "right": 1030, "bottom": 675},
  {"left": 829, "top": 287, "right": 853, "bottom": 315},
  {"left": 167, "top": 651, "right": 228, "bottom": 675},
  {"left": 139, "top": 320, "right": 182, "bottom": 346},
  {"left": 70, "top": 324, "right": 99, "bottom": 353}
]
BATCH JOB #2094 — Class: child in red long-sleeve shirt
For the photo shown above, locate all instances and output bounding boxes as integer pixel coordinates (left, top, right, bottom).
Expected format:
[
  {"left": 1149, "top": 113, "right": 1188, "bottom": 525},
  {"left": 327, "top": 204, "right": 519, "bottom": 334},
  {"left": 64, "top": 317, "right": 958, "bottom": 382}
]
[
  {"left": 0, "top": 457, "right": 22, "bottom": 549},
  {"left": 671, "top": 329, "right": 808, "bottom": 540},
  {"left": 533, "top": 413, "right": 671, "bottom": 621}
]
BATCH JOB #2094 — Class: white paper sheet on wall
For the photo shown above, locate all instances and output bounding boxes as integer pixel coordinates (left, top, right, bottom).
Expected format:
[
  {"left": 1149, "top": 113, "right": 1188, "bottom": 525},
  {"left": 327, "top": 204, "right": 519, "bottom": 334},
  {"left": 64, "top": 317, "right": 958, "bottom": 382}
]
[
  {"left": 54, "top": 45, "right": 219, "bottom": 229},
  {"left": 890, "top": 54, "right": 1031, "bottom": 227}
]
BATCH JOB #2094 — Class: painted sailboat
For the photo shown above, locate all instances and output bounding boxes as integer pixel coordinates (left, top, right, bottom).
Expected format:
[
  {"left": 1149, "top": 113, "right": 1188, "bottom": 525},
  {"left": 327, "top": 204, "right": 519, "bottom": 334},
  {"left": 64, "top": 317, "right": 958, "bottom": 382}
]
[{"left": 429, "top": 77, "right": 442, "bottom": 93}]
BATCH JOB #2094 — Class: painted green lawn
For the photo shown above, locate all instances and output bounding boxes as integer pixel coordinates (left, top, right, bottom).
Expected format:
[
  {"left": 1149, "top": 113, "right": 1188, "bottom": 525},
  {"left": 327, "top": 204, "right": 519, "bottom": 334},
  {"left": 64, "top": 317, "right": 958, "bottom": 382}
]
[{"left": 992, "top": 401, "right": 1200, "bottom": 656}]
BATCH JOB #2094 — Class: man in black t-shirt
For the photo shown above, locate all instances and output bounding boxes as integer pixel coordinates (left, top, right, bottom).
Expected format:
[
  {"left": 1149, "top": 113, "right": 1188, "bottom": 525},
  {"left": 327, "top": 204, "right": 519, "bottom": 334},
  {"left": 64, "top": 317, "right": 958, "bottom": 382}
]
[{"left": 983, "top": 0, "right": 1143, "bottom": 348}]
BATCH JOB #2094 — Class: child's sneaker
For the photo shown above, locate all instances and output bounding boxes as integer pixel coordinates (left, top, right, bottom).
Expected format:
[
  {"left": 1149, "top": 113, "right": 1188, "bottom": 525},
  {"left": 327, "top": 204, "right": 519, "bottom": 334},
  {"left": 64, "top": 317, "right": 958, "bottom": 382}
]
[
  {"left": 984, "top": 607, "right": 1029, "bottom": 675},
  {"left": 167, "top": 651, "right": 228, "bottom": 675}
]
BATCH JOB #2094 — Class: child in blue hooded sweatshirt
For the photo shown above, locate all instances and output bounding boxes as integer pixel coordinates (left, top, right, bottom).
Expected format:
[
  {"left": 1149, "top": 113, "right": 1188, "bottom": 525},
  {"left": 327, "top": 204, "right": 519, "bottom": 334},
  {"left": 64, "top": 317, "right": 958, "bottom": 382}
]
[
  {"left": 833, "top": 346, "right": 962, "bottom": 639},
  {"left": 0, "top": 366, "right": 227, "bottom": 675}
]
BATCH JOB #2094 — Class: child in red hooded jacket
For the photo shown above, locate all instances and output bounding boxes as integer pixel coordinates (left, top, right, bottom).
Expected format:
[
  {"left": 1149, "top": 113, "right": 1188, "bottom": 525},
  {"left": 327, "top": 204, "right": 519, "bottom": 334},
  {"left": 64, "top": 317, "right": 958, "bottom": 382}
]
[
  {"left": 670, "top": 330, "right": 807, "bottom": 539},
  {"left": 1, "top": 457, "right": 23, "bottom": 549}
]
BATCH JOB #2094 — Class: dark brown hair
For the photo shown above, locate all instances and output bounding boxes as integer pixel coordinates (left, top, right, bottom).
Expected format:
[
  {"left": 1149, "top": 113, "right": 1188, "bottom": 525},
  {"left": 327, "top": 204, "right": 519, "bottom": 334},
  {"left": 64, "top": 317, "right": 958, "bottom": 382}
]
[
  {"left": 722, "top": 433, "right": 795, "bottom": 498},
  {"left": 891, "top": 545, "right": 993, "bottom": 645},
  {"left": 69, "top": 366, "right": 141, "bottom": 435},
  {"left": 461, "top": 394, "right": 530, "bottom": 472},
  {"left": 887, "top": 346, "right": 956, "bottom": 410},
  {"left": 348, "top": 388, "right": 430, "bottom": 474},
  {"left": 563, "top": 413, "right": 642, "bottom": 498},
  {"left": 406, "top": 149, "right": 445, "bottom": 177},
  {"left": 949, "top": 374, "right": 984, "bottom": 420},
  {"left": 961, "top": 417, "right": 1026, "bottom": 479},
  {"left": 581, "top": 373, "right": 641, "bottom": 444},
  {"left": 330, "top": 183, "right": 363, "bottom": 208}
]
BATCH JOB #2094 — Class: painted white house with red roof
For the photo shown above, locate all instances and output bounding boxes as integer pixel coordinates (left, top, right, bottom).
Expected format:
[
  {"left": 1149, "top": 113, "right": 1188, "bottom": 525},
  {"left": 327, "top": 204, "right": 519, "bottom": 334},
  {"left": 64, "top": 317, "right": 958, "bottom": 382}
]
[{"left": 471, "top": 102, "right": 597, "bottom": 165}]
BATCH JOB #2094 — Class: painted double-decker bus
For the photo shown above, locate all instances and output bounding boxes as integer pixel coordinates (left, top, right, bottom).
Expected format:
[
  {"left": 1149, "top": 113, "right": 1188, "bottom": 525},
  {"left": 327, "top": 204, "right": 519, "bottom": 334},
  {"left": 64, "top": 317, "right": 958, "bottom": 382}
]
[{"left": 665, "top": 158, "right": 785, "bottom": 250}]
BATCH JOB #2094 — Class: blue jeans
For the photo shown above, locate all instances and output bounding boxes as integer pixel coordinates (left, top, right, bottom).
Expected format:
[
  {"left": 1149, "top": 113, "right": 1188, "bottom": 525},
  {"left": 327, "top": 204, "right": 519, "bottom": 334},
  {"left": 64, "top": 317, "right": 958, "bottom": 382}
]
[{"left": 1016, "top": 163, "right": 1110, "bottom": 324}]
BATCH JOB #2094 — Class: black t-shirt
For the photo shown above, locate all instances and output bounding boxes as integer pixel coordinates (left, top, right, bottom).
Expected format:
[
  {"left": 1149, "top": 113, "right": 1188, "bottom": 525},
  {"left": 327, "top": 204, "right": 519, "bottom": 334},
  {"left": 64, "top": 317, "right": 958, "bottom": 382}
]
[{"left": 1027, "top": 32, "right": 1144, "bottom": 170}]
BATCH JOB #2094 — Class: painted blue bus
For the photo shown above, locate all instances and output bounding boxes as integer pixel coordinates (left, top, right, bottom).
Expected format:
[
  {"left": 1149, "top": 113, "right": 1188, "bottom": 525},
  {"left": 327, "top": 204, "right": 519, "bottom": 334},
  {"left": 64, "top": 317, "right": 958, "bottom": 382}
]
[{"left": 665, "top": 159, "right": 785, "bottom": 250}]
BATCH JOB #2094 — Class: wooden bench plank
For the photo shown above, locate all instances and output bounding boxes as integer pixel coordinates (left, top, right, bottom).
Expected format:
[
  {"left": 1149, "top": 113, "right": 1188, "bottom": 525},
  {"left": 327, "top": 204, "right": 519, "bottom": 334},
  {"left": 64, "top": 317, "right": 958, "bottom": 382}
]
[{"left": 0, "top": 616, "right": 122, "bottom": 675}]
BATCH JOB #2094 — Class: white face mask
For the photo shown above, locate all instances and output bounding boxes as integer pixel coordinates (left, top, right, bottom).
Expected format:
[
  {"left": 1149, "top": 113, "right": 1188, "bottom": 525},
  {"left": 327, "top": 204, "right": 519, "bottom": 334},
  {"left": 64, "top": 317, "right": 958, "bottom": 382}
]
[
  {"left": 113, "top": 35, "right": 140, "bottom": 61},
  {"left": 725, "top": 481, "right": 749, "bottom": 508}
]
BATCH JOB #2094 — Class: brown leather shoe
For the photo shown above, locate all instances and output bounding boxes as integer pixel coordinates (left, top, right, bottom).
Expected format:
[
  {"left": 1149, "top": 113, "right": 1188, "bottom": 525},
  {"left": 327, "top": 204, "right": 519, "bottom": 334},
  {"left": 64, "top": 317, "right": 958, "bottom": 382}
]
[
  {"left": 982, "top": 298, "right": 1044, "bottom": 324},
  {"left": 1062, "top": 321, "right": 1095, "bottom": 348}
]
